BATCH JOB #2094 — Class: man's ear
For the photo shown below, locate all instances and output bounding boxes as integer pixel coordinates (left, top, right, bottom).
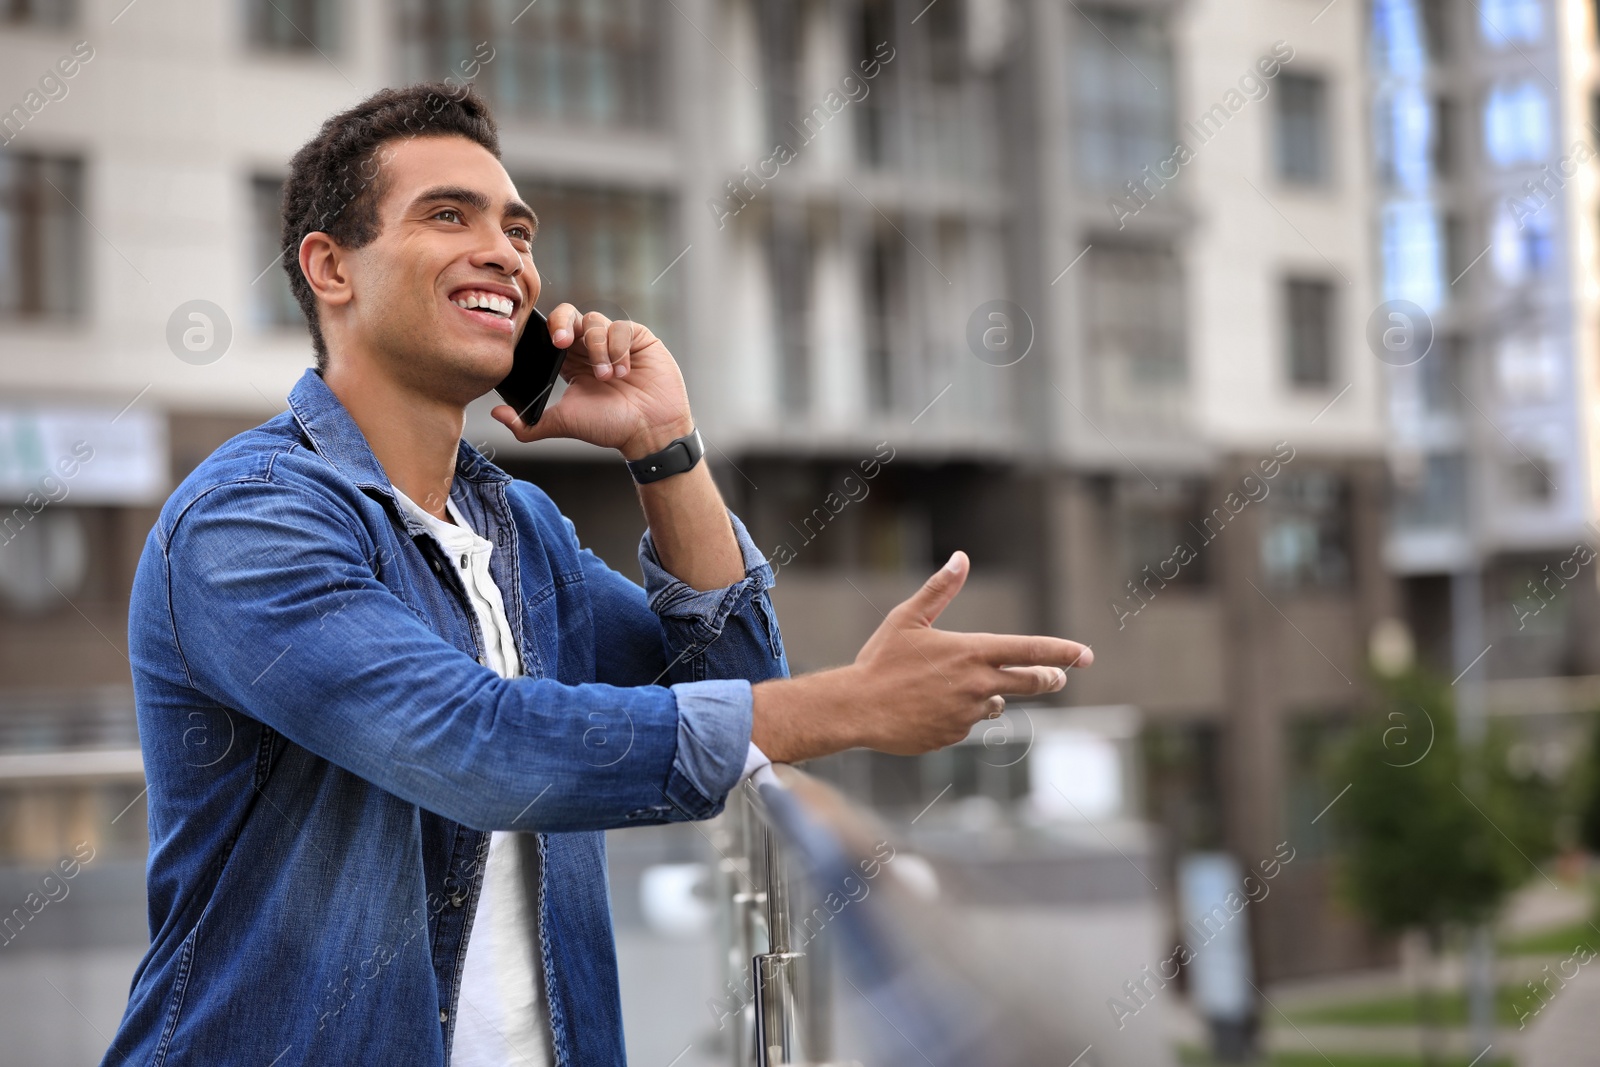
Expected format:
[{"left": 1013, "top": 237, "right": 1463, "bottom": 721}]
[{"left": 299, "top": 231, "right": 355, "bottom": 310}]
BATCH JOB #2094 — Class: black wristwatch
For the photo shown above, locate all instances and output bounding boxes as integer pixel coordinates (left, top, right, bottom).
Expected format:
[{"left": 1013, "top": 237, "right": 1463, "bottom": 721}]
[{"left": 625, "top": 426, "right": 704, "bottom": 484}]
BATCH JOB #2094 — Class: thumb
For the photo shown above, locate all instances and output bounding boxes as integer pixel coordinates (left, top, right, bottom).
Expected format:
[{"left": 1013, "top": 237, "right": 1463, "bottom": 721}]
[
  {"left": 894, "top": 550, "right": 968, "bottom": 628},
  {"left": 494, "top": 396, "right": 567, "bottom": 444}
]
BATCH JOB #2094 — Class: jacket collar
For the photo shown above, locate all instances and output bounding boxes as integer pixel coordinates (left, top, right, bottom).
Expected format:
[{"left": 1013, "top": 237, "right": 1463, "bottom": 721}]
[{"left": 287, "top": 368, "right": 513, "bottom": 511}]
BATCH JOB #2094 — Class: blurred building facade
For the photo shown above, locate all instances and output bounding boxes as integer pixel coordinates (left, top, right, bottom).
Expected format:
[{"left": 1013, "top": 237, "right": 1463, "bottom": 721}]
[
  {"left": 1370, "top": 0, "right": 1600, "bottom": 772},
  {"left": 0, "top": 3, "right": 1459, "bottom": 1056}
]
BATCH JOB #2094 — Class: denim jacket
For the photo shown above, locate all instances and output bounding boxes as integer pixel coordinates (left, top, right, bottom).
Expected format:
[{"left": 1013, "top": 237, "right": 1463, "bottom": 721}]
[{"left": 102, "top": 368, "right": 789, "bottom": 1066}]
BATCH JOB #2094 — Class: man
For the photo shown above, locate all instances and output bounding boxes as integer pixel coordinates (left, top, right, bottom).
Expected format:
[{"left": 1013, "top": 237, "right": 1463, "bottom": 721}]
[{"left": 102, "top": 83, "right": 1090, "bottom": 1065}]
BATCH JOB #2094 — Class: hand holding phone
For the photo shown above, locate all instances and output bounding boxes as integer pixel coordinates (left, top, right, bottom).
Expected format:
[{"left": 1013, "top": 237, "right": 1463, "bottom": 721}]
[
  {"left": 492, "top": 303, "right": 695, "bottom": 459},
  {"left": 494, "top": 306, "right": 567, "bottom": 426}
]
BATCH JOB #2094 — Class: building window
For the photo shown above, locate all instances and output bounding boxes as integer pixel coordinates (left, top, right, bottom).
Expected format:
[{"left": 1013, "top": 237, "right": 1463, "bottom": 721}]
[
  {"left": 1261, "top": 471, "right": 1351, "bottom": 590},
  {"left": 756, "top": 0, "right": 804, "bottom": 151},
  {"left": 0, "top": 509, "right": 86, "bottom": 614},
  {"left": 1376, "top": 86, "right": 1433, "bottom": 192},
  {"left": 1382, "top": 202, "right": 1445, "bottom": 308},
  {"left": 1420, "top": 333, "right": 1466, "bottom": 412},
  {"left": 249, "top": 176, "right": 305, "bottom": 331},
  {"left": 1421, "top": 0, "right": 1453, "bottom": 61},
  {"left": 0, "top": 150, "right": 82, "bottom": 321},
  {"left": 1491, "top": 201, "right": 1553, "bottom": 284},
  {"left": 1393, "top": 451, "right": 1467, "bottom": 531},
  {"left": 766, "top": 211, "right": 812, "bottom": 415},
  {"left": 1494, "top": 332, "right": 1561, "bottom": 403},
  {"left": 855, "top": 0, "right": 896, "bottom": 169},
  {"left": 1285, "top": 714, "right": 1351, "bottom": 860},
  {"left": 1442, "top": 211, "right": 1471, "bottom": 287},
  {"left": 1484, "top": 81, "right": 1550, "bottom": 165},
  {"left": 1430, "top": 95, "right": 1457, "bottom": 178},
  {"left": 864, "top": 227, "right": 906, "bottom": 413},
  {"left": 1276, "top": 74, "right": 1329, "bottom": 184},
  {"left": 1285, "top": 278, "right": 1336, "bottom": 388},
  {"left": 1, "top": 0, "right": 73, "bottom": 26},
  {"left": 510, "top": 181, "right": 676, "bottom": 344},
  {"left": 1504, "top": 453, "right": 1556, "bottom": 503},
  {"left": 1085, "top": 241, "right": 1186, "bottom": 418},
  {"left": 1071, "top": 5, "right": 1174, "bottom": 189},
  {"left": 1117, "top": 479, "right": 1211, "bottom": 589},
  {"left": 1142, "top": 721, "right": 1225, "bottom": 852},
  {"left": 1374, "top": 0, "right": 1428, "bottom": 75},
  {"left": 244, "top": 0, "right": 339, "bottom": 53},
  {"left": 854, "top": 0, "right": 991, "bottom": 182},
  {"left": 1480, "top": 0, "right": 1543, "bottom": 45},
  {"left": 397, "top": 0, "right": 662, "bottom": 129}
]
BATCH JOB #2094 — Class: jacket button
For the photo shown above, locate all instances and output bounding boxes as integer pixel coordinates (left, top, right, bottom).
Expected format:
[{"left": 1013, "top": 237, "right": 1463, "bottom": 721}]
[
  {"left": 430, "top": 558, "right": 441, "bottom": 574},
  {"left": 440, "top": 1010, "right": 449, "bottom": 1023},
  {"left": 450, "top": 894, "right": 464, "bottom": 907}
]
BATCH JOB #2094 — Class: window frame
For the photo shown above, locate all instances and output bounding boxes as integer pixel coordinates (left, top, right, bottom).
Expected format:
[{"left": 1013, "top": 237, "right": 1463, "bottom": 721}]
[
  {"left": 1069, "top": 3, "right": 1176, "bottom": 190},
  {"left": 1283, "top": 275, "right": 1338, "bottom": 390},
  {"left": 241, "top": 0, "right": 342, "bottom": 56},
  {"left": 0, "top": 148, "right": 86, "bottom": 323},
  {"left": 1274, "top": 71, "right": 1332, "bottom": 187}
]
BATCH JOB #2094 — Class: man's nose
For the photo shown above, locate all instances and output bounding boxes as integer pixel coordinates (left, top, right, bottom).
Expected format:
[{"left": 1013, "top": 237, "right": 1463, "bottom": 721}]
[{"left": 470, "top": 227, "right": 522, "bottom": 276}]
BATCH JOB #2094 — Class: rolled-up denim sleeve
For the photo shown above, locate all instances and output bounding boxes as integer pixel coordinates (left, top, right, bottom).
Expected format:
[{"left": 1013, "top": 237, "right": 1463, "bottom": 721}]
[
  {"left": 638, "top": 508, "right": 784, "bottom": 669},
  {"left": 549, "top": 499, "right": 789, "bottom": 814},
  {"left": 668, "top": 679, "right": 754, "bottom": 804},
  {"left": 643, "top": 508, "right": 790, "bottom": 801}
]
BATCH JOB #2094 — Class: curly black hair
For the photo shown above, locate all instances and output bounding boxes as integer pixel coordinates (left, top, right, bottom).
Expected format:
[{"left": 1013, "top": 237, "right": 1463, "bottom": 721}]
[{"left": 280, "top": 82, "right": 501, "bottom": 370}]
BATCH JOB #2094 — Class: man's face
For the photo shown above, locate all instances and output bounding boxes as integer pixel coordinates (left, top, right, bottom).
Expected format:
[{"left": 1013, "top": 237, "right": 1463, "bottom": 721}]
[{"left": 339, "top": 135, "right": 540, "bottom": 401}]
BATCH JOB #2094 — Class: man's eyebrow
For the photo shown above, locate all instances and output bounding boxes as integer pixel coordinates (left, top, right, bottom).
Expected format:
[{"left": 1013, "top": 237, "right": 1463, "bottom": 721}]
[{"left": 410, "top": 185, "right": 538, "bottom": 230}]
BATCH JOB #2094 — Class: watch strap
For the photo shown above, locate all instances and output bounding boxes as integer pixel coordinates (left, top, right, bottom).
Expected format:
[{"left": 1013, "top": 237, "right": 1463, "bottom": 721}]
[{"left": 626, "top": 426, "right": 704, "bottom": 484}]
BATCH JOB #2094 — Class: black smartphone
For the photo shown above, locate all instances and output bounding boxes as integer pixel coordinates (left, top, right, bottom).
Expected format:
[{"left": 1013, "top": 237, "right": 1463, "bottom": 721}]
[{"left": 495, "top": 306, "right": 568, "bottom": 426}]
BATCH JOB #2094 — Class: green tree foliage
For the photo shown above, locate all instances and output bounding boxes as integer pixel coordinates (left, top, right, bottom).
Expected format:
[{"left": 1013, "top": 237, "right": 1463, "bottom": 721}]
[
  {"left": 1331, "top": 670, "right": 1558, "bottom": 936},
  {"left": 1575, "top": 710, "right": 1600, "bottom": 854}
]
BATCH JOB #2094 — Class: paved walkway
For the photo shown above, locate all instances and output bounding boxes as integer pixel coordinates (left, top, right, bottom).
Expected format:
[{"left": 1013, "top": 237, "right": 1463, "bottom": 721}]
[
  {"left": 1267, "top": 1024, "right": 1525, "bottom": 1063},
  {"left": 1522, "top": 948, "right": 1600, "bottom": 1067}
]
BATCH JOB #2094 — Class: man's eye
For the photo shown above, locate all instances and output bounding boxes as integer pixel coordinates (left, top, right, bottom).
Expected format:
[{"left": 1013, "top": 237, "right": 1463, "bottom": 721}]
[
  {"left": 508, "top": 226, "right": 533, "bottom": 243},
  {"left": 433, "top": 208, "right": 463, "bottom": 223}
]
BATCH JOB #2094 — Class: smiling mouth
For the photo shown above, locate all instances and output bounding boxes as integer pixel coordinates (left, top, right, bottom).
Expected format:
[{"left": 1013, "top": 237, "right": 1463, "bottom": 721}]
[{"left": 448, "top": 289, "right": 517, "bottom": 333}]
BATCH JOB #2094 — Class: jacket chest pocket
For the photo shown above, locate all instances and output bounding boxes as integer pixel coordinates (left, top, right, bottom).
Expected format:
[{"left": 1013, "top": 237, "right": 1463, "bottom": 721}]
[
  {"left": 522, "top": 576, "right": 596, "bottom": 683},
  {"left": 517, "top": 581, "right": 559, "bottom": 680},
  {"left": 391, "top": 538, "right": 479, "bottom": 654}
]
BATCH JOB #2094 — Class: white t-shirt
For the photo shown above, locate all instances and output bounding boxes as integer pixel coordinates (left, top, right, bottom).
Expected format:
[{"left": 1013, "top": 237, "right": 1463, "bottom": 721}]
[
  {"left": 393, "top": 487, "right": 552, "bottom": 1067},
  {"left": 393, "top": 484, "right": 773, "bottom": 1066}
]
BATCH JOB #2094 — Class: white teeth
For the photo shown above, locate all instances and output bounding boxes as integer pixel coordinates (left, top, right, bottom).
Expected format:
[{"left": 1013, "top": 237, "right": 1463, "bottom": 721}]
[{"left": 453, "top": 291, "right": 513, "bottom": 317}]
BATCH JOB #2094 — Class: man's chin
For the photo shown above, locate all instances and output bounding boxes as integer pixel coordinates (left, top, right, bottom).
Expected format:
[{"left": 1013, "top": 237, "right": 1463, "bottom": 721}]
[{"left": 390, "top": 339, "right": 511, "bottom": 405}]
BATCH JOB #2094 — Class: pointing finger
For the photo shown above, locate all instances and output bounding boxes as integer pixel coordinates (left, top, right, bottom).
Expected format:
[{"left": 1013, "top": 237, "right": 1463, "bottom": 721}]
[{"left": 974, "top": 635, "right": 1094, "bottom": 671}]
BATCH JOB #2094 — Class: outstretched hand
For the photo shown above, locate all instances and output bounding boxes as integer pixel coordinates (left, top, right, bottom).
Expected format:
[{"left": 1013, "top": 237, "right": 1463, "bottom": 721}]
[{"left": 750, "top": 551, "right": 1095, "bottom": 763}]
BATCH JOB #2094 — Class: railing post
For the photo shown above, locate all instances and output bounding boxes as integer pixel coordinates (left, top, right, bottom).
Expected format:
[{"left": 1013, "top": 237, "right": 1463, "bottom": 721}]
[
  {"left": 716, "top": 781, "right": 766, "bottom": 1067},
  {"left": 716, "top": 774, "right": 820, "bottom": 1066},
  {"left": 752, "top": 810, "right": 804, "bottom": 1067}
]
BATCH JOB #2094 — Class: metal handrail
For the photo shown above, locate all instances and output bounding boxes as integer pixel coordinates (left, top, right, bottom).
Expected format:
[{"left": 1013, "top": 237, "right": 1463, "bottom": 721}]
[
  {"left": 0, "top": 746, "right": 144, "bottom": 783},
  {"left": 713, "top": 772, "right": 822, "bottom": 1067}
]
